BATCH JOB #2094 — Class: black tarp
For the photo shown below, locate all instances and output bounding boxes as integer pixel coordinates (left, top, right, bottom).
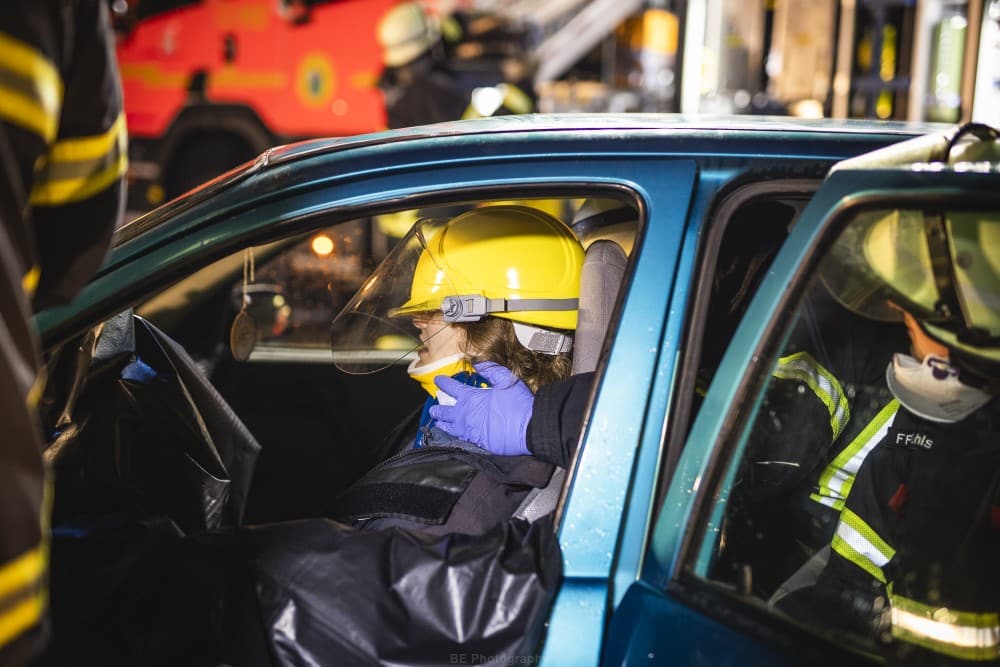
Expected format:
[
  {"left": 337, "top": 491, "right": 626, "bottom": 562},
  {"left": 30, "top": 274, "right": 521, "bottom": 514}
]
[
  {"left": 249, "top": 515, "right": 562, "bottom": 666},
  {"left": 39, "top": 312, "right": 563, "bottom": 666},
  {"left": 44, "top": 310, "right": 259, "bottom": 532}
]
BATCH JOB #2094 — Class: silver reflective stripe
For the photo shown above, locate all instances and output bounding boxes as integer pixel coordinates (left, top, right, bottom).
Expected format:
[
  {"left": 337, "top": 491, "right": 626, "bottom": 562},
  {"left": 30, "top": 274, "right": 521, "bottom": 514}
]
[
  {"left": 836, "top": 509, "right": 894, "bottom": 566},
  {"left": 892, "top": 609, "right": 1000, "bottom": 652},
  {"left": 890, "top": 596, "right": 1000, "bottom": 661},
  {"left": 811, "top": 400, "right": 900, "bottom": 510},
  {"left": 773, "top": 351, "right": 850, "bottom": 441}
]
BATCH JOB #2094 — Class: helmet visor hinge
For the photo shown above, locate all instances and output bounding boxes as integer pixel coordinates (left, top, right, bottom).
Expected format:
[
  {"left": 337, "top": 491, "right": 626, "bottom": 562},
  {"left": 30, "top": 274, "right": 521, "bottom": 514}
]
[{"left": 441, "top": 294, "right": 579, "bottom": 323}]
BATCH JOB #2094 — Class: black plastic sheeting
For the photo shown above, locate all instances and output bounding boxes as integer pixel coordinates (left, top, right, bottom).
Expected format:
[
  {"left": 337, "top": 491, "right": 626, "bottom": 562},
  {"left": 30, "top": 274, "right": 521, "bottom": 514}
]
[
  {"left": 44, "top": 310, "right": 259, "bottom": 532},
  {"left": 39, "top": 312, "right": 563, "bottom": 666},
  {"left": 250, "top": 515, "right": 562, "bottom": 666}
]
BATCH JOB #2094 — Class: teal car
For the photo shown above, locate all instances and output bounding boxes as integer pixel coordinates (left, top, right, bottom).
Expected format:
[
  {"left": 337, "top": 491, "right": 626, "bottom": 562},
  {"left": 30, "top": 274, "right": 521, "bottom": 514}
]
[{"left": 34, "top": 117, "right": 1000, "bottom": 666}]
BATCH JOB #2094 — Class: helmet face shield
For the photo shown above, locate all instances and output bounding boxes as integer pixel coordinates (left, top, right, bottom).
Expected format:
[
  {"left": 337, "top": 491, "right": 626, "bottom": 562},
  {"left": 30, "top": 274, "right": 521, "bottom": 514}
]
[
  {"left": 330, "top": 205, "right": 585, "bottom": 375},
  {"left": 819, "top": 207, "right": 1000, "bottom": 370},
  {"left": 330, "top": 218, "right": 455, "bottom": 375},
  {"left": 820, "top": 209, "right": 935, "bottom": 323}
]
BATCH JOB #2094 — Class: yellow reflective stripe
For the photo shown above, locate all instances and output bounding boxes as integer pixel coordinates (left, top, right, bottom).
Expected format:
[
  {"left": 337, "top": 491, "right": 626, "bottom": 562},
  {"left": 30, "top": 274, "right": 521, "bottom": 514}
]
[
  {"left": 0, "top": 479, "right": 52, "bottom": 650},
  {"left": 811, "top": 399, "right": 899, "bottom": 507},
  {"left": 773, "top": 351, "right": 850, "bottom": 441},
  {"left": 840, "top": 508, "right": 894, "bottom": 561},
  {"left": 832, "top": 533, "right": 886, "bottom": 583},
  {"left": 0, "top": 590, "right": 44, "bottom": 649},
  {"left": 499, "top": 83, "right": 533, "bottom": 114},
  {"left": 809, "top": 492, "right": 844, "bottom": 511},
  {"left": 461, "top": 101, "right": 479, "bottom": 120},
  {"left": 25, "top": 371, "right": 43, "bottom": 409},
  {"left": 0, "top": 546, "right": 44, "bottom": 602},
  {"left": 831, "top": 509, "right": 894, "bottom": 583},
  {"left": 0, "top": 546, "right": 45, "bottom": 647},
  {"left": 0, "top": 32, "right": 62, "bottom": 142},
  {"left": 20, "top": 265, "right": 39, "bottom": 299},
  {"left": 48, "top": 113, "right": 126, "bottom": 163},
  {"left": 890, "top": 595, "right": 1000, "bottom": 661},
  {"left": 29, "top": 113, "right": 127, "bottom": 206}
]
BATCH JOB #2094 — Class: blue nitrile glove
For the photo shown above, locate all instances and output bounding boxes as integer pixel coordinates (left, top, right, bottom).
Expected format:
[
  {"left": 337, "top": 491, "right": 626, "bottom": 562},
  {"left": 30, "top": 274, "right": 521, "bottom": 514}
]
[{"left": 429, "top": 362, "right": 534, "bottom": 456}]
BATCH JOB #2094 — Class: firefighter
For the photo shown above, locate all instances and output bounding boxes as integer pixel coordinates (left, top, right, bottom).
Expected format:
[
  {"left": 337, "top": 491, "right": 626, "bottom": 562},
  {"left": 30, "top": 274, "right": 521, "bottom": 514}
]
[
  {"left": 0, "top": 1, "right": 126, "bottom": 662},
  {"left": 375, "top": 2, "right": 468, "bottom": 128},
  {"left": 779, "top": 210, "right": 1000, "bottom": 664},
  {"left": 375, "top": 2, "right": 534, "bottom": 129}
]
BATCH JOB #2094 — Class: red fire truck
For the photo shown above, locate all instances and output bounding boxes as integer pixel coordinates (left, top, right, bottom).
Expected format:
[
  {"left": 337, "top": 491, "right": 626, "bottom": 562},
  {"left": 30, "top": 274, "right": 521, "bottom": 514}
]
[{"left": 112, "top": 0, "right": 397, "bottom": 211}]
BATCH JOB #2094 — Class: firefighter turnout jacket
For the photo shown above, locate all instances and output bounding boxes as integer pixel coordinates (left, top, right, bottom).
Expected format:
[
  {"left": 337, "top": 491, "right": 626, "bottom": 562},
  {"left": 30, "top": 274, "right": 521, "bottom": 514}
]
[
  {"left": 755, "top": 297, "right": 1000, "bottom": 662},
  {"left": 818, "top": 403, "right": 1000, "bottom": 662},
  {"left": 0, "top": 1, "right": 125, "bottom": 660}
]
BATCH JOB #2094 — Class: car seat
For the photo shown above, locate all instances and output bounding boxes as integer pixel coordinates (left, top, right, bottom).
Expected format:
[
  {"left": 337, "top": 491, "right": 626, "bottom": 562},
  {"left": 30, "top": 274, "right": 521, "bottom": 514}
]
[{"left": 513, "top": 238, "right": 628, "bottom": 521}]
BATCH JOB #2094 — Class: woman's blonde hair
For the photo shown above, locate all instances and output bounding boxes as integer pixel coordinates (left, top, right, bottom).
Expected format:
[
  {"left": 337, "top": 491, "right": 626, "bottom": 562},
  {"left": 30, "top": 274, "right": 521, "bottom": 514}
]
[{"left": 456, "top": 317, "right": 572, "bottom": 392}]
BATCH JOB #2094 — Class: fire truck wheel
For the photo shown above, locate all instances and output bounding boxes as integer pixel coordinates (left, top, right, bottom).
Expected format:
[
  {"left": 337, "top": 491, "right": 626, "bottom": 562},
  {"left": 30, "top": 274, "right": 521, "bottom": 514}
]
[{"left": 164, "top": 133, "right": 258, "bottom": 200}]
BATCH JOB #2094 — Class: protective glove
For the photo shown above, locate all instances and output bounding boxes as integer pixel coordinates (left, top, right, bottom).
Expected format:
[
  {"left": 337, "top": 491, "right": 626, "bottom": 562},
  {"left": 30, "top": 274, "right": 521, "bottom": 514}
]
[{"left": 429, "top": 362, "right": 534, "bottom": 456}]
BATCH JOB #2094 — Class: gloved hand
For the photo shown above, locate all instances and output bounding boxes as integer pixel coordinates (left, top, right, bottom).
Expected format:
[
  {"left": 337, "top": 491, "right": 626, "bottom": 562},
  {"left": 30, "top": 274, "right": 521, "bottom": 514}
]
[{"left": 429, "top": 362, "right": 534, "bottom": 456}]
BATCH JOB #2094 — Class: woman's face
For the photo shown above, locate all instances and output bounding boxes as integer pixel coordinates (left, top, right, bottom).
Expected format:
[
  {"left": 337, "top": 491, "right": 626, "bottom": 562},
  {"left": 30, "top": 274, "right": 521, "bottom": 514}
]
[{"left": 411, "top": 312, "right": 466, "bottom": 364}]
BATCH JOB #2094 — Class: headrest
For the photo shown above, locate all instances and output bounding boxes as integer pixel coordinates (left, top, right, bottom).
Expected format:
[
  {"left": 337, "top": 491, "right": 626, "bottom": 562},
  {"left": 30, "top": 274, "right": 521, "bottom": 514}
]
[{"left": 572, "top": 240, "right": 627, "bottom": 375}]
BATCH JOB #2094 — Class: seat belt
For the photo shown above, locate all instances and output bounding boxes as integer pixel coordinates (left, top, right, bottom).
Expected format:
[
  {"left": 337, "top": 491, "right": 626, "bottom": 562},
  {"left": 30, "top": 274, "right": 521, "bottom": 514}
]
[{"left": 513, "top": 467, "right": 566, "bottom": 523}]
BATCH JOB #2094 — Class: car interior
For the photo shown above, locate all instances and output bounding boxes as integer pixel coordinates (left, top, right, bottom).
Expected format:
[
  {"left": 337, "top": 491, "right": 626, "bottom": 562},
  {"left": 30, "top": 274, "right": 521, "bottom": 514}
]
[
  {"left": 35, "top": 194, "right": 643, "bottom": 663},
  {"left": 699, "top": 206, "right": 1000, "bottom": 662},
  {"left": 35, "top": 182, "right": 848, "bottom": 662}
]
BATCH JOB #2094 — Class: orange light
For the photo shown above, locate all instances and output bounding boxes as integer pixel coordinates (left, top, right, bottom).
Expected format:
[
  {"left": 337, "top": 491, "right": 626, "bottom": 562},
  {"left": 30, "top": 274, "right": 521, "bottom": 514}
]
[{"left": 311, "top": 234, "right": 334, "bottom": 256}]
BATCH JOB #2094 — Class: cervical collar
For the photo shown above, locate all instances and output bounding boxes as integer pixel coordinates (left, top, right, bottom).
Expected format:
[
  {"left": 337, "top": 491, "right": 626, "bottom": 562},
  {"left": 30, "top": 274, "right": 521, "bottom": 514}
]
[
  {"left": 886, "top": 353, "right": 992, "bottom": 423},
  {"left": 407, "top": 353, "right": 472, "bottom": 400}
]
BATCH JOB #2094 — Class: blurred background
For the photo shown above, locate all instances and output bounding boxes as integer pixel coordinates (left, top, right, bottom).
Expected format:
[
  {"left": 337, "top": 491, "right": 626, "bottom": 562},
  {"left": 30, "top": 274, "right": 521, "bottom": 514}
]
[{"left": 110, "top": 0, "right": 1000, "bottom": 217}]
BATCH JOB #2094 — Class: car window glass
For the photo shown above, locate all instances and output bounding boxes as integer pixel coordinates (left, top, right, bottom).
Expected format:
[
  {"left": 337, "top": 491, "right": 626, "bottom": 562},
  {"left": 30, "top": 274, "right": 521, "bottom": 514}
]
[
  {"left": 696, "top": 208, "right": 1000, "bottom": 664},
  {"left": 137, "top": 196, "right": 637, "bottom": 372},
  {"left": 693, "top": 198, "right": 801, "bottom": 406}
]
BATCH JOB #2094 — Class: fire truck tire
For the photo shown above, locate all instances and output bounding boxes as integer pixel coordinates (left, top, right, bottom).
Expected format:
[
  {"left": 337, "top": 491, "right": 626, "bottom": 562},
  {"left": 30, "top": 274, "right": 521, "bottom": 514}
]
[{"left": 163, "top": 133, "right": 258, "bottom": 200}]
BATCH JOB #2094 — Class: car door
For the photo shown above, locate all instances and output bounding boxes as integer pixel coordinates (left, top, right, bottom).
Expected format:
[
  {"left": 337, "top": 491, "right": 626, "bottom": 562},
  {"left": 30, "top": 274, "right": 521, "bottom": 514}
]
[
  {"left": 34, "top": 132, "right": 702, "bottom": 663},
  {"left": 602, "top": 128, "right": 1000, "bottom": 665}
]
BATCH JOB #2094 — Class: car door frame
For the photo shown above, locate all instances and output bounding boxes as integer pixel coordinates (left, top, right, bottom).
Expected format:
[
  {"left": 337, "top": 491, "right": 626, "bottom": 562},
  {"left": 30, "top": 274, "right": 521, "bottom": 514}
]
[
  {"left": 35, "top": 137, "right": 703, "bottom": 661},
  {"left": 605, "top": 165, "right": 1000, "bottom": 665}
]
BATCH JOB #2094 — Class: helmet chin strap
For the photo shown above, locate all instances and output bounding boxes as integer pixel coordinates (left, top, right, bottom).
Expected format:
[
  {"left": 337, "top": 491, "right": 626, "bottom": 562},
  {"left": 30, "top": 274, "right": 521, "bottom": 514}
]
[
  {"left": 512, "top": 322, "right": 573, "bottom": 355},
  {"left": 886, "top": 353, "right": 993, "bottom": 423}
]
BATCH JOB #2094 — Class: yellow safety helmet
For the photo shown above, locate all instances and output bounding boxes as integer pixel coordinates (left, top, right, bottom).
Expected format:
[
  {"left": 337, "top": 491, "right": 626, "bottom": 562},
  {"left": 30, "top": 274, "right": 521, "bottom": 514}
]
[
  {"left": 376, "top": 3, "right": 440, "bottom": 68},
  {"left": 820, "top": 208, "right": 1000, "bottom": 380},
  {"left": 330, "top": 205, "right": 584, "bottom": 374},
  {"left": 390, "top": 205, "right": 584, "bottom": 330}
]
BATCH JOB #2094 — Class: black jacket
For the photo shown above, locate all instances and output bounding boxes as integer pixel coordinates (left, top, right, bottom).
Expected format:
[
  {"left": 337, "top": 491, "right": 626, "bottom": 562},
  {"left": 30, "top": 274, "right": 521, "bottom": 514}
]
[
  {"left": 527, "top": 372, "right": 594, "bottom": 469},
  {"left": 378, "top": 56, "right": 468, "bottom": 129},
  {"left": 0, "top": 2, "right": 124, "bottom": 660}
]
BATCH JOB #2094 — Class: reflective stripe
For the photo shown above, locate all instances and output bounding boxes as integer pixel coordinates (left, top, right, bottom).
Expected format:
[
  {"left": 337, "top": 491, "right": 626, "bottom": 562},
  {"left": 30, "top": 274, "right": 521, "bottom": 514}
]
[
  {"left": 773, "top": 351, "right": 851, "bottom": 442},
  {"left": 0, "top": 591, "right": 44, "bottom": 649},
  {"left": 810, "top": 399, "right": 900, "bottom": 511},
  {"left": 831, "top": 508, "right": 895, "bottom": 583},
  {"left": 0, "top": 546, "right": 45, "bottom": 648},
  {"left": 499, "top": 83, "right": 533, "bottom": 114},
  {"left": 0, "top": 546, "right": 44, "bottom": 602},
  {"left": 25, "top": 364, "right": 46, "bottom": 409},
  {"left": 30, "top": 113, "right": 127, "bottom": 206},
  {"left": 891, "top": 594, "right": 1000, "bottom": 661},
  {"left": 0, "top": 32, "right": 62, "bottom": 142},
  {"left": 21, "top": 266, "right": 39, "bottom": 299},
  {"left": 462, "top": 83, "right": 533, "bottom": 119}
]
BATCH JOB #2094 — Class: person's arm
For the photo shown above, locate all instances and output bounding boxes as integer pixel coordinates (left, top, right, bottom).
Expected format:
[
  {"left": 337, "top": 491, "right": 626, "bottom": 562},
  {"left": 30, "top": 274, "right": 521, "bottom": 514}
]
[
  {"left": 0, "top": 4, "right": 124, "bottom": 660},
  {"left": 430, "top": 363, "right": 594, "bottom": 468},
  {"left": 784, "top": 447, "right": 897, "bottom": 638},
  {"left": 2, "top": 0, "right": 126, "bottom": 311},
  {"left": 526, "top": 371, "right": 593, "bottom": 468}
]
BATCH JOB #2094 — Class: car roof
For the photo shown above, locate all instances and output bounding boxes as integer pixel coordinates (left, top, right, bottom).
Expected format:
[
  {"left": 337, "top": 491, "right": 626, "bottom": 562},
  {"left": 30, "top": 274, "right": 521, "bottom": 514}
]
[
  {"left": 116, "top": 113, "right": 940, "bottom": 246},
  {"left": 266, "top": 113, "right": 938, "bottom": 165}
]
